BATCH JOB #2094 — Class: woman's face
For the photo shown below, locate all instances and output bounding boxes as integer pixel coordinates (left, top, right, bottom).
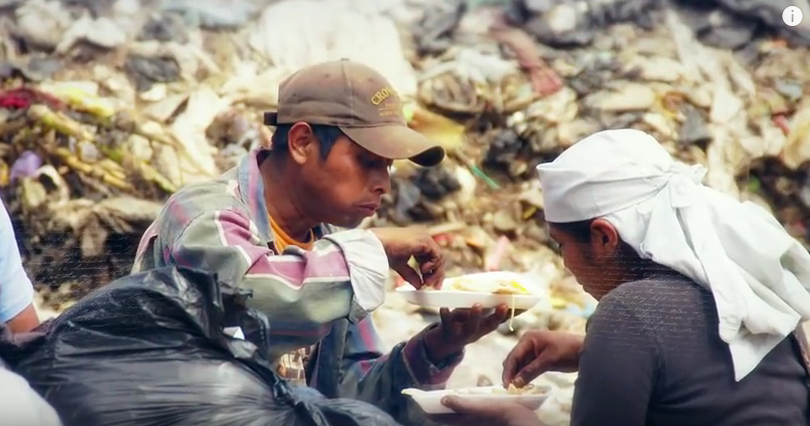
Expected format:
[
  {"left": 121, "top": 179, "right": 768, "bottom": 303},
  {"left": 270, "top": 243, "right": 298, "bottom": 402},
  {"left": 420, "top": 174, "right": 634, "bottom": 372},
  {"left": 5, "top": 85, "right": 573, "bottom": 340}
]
[{"left": 548, "top": 222, "right": 626, "bottom": 300}]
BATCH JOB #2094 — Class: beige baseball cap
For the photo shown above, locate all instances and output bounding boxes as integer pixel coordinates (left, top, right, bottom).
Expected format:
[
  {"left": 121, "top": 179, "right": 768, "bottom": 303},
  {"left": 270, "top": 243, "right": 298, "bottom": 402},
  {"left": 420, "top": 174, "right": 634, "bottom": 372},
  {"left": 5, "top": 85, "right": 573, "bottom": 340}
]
[{"left": 264, "top": 59, "right": 445, "bottom": 167}]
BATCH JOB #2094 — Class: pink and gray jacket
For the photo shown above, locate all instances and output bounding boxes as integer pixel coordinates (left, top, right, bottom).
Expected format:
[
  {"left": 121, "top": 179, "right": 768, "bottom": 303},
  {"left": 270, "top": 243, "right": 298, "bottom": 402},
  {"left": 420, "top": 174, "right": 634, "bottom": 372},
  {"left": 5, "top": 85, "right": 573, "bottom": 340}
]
[{"left": 132, "top": 149, "right": 462, "bottom": 425}]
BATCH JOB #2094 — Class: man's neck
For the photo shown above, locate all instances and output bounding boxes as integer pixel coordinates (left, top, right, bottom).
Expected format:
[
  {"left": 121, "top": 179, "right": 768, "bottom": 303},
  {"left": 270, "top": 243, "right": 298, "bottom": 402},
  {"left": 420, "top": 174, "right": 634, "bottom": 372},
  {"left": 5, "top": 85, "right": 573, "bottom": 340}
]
[{"left": 260, "top": 159, "right": 318, "bottom": 242}]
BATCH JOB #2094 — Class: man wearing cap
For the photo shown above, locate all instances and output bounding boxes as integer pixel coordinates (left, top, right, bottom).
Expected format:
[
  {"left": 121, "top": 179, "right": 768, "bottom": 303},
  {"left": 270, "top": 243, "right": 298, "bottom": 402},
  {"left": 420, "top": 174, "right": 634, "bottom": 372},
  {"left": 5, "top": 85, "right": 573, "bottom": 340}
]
[{"left": 132, "top": 59, "right": 510, "bottom": 424}]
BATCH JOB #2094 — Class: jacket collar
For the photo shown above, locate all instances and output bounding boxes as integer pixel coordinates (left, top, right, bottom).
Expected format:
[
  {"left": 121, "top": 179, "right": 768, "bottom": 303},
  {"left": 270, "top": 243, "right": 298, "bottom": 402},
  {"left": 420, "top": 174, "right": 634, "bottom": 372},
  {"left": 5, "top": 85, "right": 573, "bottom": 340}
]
[{"left": 236, "top": 150, "right": 332, "bottom": 244}]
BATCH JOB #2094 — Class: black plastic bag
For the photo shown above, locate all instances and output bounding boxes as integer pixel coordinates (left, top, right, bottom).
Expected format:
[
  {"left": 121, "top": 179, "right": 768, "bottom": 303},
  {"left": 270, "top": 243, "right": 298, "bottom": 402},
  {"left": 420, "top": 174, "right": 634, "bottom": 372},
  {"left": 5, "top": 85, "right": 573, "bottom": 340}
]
[{"left": 13, "top": 267, "right": 401, "bottom": 426}]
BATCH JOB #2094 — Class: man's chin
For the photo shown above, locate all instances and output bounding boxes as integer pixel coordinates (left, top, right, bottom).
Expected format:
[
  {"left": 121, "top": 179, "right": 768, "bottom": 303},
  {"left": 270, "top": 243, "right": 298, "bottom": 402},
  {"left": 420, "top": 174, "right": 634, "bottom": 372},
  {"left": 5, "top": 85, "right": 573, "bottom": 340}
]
[{"left": 331, "top": 216, "right": 367, "bottom": 230}]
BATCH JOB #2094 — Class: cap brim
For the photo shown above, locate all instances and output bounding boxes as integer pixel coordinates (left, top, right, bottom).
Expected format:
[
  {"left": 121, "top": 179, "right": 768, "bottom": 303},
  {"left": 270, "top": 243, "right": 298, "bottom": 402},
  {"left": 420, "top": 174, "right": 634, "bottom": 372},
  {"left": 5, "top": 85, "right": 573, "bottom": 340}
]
[
  {"left": 264, "top": 111, "right": 278, "bottom": 125},
  {"left": 339, "top": 124, "right": 446, "bottom": 167}
]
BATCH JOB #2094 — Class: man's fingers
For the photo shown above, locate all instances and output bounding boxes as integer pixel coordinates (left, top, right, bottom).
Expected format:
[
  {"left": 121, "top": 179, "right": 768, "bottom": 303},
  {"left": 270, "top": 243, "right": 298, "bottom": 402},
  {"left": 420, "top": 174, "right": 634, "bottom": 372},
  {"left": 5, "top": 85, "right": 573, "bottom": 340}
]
[
  {"left": 448, "top": 308, "right": 472, "bottom": 323},
  {"left": 394, "top": 263, "right": 424, "bottom": 289},
  {"left": 420, "top": 259, "right": 445, "bottom": 289},
  {"left": 412, "top": 236, "right": 441, "bottom": 264},
  {"left": 415, "top": 240, "right": 445, "bottom": 289},
  {"left": 482, "top": 305, "right": 510, "bottom": 331},
  {"left": 440, "top": 307, "right": 452, "bottom": 325},
  {"left": 461, "top": 305, "right": 483, "bottom": 335}
]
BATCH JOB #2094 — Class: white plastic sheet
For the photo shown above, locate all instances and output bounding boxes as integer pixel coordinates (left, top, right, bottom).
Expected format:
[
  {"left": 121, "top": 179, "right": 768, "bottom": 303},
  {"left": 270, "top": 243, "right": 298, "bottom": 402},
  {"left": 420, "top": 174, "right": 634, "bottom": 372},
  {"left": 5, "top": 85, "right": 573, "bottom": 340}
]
[{"left": 249, "top": 0, "right": 418, "bottom": 98}]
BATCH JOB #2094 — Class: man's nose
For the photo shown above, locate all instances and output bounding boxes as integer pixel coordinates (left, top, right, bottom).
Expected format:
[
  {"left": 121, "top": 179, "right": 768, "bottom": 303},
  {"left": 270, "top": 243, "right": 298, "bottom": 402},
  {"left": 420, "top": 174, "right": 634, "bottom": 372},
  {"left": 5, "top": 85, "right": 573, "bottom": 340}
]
[{"left": 372, "top": 170, "right": 391, "bottom": 195}]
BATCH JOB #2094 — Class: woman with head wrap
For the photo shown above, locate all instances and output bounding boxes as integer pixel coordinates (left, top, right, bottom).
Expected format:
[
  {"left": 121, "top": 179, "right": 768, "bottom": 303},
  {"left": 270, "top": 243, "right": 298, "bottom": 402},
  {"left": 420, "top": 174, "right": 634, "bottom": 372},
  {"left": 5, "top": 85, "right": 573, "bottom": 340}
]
[{"left": 433, "top": 129, "right": 810, "bottom": 426}]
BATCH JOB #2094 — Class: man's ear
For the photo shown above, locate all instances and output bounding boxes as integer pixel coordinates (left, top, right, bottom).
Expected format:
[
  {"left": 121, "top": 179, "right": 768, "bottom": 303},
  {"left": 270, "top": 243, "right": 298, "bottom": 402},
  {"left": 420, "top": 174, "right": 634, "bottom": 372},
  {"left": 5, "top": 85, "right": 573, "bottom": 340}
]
[
  {"left": 588, "top": 218, "right": 621, "bottom": 261},
  {"left": 287, "top": 122, "right": 316, "bottom": 165}
]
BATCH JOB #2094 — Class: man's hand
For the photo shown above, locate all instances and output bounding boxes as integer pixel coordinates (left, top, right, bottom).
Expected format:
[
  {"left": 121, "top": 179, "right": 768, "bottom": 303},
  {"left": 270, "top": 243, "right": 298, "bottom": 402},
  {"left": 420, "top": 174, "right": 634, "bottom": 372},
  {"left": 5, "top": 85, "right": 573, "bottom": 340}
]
[
  {"left": 423, "top": 304, "right": 510, "bottom": 363},
  {"left": 427, "top": 397, "right": 544, "bottom": 426},
  {"left": 370, "top": 227, "right": 445, "bottom": 289},
  {"left": 502, "top": 330, "right": 584, "bottom": 387}
]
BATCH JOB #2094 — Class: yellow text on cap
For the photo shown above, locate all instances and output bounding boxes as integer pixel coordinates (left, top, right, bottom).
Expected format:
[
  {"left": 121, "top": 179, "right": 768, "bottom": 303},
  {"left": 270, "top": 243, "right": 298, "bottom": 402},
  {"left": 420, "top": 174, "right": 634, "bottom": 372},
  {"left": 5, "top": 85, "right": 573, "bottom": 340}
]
[{"left": 371, "top": 87, "right": 395, "bottom": 105}]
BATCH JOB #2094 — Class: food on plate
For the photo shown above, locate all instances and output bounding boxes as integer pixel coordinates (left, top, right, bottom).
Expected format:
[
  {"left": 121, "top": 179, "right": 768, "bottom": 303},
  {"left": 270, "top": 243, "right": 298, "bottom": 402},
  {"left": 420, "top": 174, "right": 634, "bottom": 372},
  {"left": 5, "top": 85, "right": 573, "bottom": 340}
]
[
  {"left": 436, "top": 277, "right": 532, "bottom": 294},
  {"left": 446, "top": 277, "right": 532, "bottom": 295},
  {"left": 419, "top": 277, "right": 531, "bottom": 295},
  {"left": 451, "top": 384, "right": 546, "bottom": 396},
  {"left": 401, "top": 384, "right": 546, "bottom": 398},
  {"left": 401, "top": 384, "right": 551, "bottom": 414},
  {"left": 508, "top": 384, "right": 546, "bottom": 395}
]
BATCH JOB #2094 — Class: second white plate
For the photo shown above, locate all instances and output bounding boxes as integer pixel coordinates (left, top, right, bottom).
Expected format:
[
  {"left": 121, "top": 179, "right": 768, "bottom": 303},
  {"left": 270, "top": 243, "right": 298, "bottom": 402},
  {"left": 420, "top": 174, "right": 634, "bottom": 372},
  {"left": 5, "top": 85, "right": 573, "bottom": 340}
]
[{"left": 402, "top": 386, "right": 553, "bottom": 414}]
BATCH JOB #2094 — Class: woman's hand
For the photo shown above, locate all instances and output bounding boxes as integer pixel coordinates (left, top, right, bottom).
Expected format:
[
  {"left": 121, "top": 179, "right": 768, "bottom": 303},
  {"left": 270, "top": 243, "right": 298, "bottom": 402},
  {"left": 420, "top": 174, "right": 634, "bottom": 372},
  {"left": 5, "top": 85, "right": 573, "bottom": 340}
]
[{"left": 502, "top": 330, "right": 584, "bottom": 387}]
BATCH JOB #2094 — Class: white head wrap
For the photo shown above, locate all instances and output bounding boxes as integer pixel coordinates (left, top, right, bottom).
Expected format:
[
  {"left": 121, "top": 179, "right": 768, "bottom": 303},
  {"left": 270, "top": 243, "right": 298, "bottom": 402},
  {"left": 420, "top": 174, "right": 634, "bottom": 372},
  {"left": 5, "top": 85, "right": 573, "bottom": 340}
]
[{"left": 536, "top": 128, "right": 810, "bottom": 381}]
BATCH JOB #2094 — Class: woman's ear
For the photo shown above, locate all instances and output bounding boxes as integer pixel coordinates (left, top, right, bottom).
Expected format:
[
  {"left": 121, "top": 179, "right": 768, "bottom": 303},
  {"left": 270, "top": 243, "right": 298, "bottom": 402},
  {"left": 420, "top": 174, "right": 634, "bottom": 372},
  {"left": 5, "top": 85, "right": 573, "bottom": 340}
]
[{"left": 588, "top": 218, "right": 621, "bottom": 262}]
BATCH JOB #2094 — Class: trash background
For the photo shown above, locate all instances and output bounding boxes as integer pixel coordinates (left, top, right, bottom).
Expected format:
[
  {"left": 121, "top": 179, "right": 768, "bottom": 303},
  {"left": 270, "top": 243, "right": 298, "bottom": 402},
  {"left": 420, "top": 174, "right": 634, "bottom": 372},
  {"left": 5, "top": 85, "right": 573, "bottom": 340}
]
[{"left": 0, "top": 0, "right": 808, "bottom": 424}]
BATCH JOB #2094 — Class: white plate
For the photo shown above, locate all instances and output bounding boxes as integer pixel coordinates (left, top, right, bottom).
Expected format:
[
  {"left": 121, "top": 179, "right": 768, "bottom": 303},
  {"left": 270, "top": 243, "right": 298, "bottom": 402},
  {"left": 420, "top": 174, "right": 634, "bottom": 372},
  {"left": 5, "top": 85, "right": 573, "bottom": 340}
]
[
  {"left": 402, "top": 386, "right": 553, "bottom": 414},
  {"left": 396, "top": 271, "right": 545, "bottom": 310}
]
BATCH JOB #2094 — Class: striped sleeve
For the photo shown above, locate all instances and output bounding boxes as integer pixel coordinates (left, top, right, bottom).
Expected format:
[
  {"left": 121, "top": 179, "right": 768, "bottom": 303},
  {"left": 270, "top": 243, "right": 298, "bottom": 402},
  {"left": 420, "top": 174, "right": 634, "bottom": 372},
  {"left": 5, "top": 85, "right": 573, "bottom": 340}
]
[
  {"left": 335, "top": 319, "right": 463, "bottom": 423},
  {"left": 170, "top": 208, "right": 388, "bottom": 357},
  {"left": 343, "top": 320, "right": 460, "bottom": 391}
]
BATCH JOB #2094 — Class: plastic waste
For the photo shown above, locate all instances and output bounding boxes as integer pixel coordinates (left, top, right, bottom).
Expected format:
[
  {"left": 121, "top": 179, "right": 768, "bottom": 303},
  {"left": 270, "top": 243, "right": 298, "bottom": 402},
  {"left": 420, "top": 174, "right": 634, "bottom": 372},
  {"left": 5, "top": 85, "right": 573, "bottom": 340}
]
[
  {"left": 11, "top": 267, "right": 402, "bottom": 426},
  {"left": 249, "top": 0, "right": 418, "bottom": 98}
]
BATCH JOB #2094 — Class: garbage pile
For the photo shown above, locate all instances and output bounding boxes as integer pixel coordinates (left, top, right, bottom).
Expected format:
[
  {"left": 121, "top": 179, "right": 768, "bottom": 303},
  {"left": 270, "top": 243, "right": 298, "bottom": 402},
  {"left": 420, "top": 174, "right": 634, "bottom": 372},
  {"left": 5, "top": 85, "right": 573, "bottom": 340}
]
[{"left": 382, "top": 0, "right": 810, "bottom": 271}]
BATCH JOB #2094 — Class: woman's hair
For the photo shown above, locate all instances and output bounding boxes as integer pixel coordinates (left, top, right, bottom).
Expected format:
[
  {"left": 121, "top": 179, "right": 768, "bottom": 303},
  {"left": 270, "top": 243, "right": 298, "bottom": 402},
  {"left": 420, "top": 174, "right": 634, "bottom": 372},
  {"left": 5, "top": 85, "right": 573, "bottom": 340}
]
[
  {"left": 550, "top": 219, "right": 640, "bottom": 260},
  {"left": 550, "top": 219, "right": 670, "bottom": 277},
  {"left": 549, "top": 219, "right": 594, "bottom": 243}
]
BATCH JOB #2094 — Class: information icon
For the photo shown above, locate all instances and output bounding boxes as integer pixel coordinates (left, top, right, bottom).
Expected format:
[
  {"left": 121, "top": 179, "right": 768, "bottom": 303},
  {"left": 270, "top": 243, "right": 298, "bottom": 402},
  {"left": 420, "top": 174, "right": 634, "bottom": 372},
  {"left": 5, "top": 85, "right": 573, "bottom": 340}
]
[{"left": 784, "top": 6, "right": 804, "bottom": 27}]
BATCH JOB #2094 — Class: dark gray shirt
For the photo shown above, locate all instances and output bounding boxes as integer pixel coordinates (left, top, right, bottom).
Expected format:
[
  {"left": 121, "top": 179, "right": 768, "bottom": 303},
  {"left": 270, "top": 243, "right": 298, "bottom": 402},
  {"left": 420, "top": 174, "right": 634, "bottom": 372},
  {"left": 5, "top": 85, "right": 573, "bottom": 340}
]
[{"left": 572, "top": 274, "right": 810, "bottom": 426}]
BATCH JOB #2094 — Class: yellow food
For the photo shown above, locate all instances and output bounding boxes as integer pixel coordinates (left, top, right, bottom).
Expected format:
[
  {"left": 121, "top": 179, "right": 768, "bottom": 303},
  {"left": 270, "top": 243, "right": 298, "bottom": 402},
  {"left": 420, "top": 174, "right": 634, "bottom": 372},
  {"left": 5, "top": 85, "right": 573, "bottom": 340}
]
[
  {"left": 448, "top": 278, "right": 531, "bottom": 295},
  {"left": 507, "top": 384, "right": 544, "bottom": 395},
  {"left": 449, "top": 384, "right": 546, "bottom": 396},
  {"left": 400, "top": 385, "right": 547, "bottom": 399}
]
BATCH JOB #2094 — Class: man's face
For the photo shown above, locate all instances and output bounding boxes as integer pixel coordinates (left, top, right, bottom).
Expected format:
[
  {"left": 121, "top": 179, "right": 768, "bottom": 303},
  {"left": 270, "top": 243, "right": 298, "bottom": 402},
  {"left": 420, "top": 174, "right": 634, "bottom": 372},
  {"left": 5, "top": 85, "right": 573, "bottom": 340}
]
[{"left": 298, "top": 134, "right": 392, "bottom": 228}]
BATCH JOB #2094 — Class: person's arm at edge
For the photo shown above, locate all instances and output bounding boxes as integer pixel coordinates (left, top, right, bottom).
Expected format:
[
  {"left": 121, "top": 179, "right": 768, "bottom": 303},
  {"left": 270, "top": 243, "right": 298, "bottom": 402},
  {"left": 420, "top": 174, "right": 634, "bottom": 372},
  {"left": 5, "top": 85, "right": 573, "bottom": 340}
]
[
  {"left": 170, "top": 208, "right": 389, "bottom": 328},
  {"left": 570, "top": 294, "right": 658, "bottom": 426},
  {"left": 5, "top": 306, "right": 40, "bottom": 334},
  {"left": 0, "top": 199, "right": 38, "bottom": 333}
]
